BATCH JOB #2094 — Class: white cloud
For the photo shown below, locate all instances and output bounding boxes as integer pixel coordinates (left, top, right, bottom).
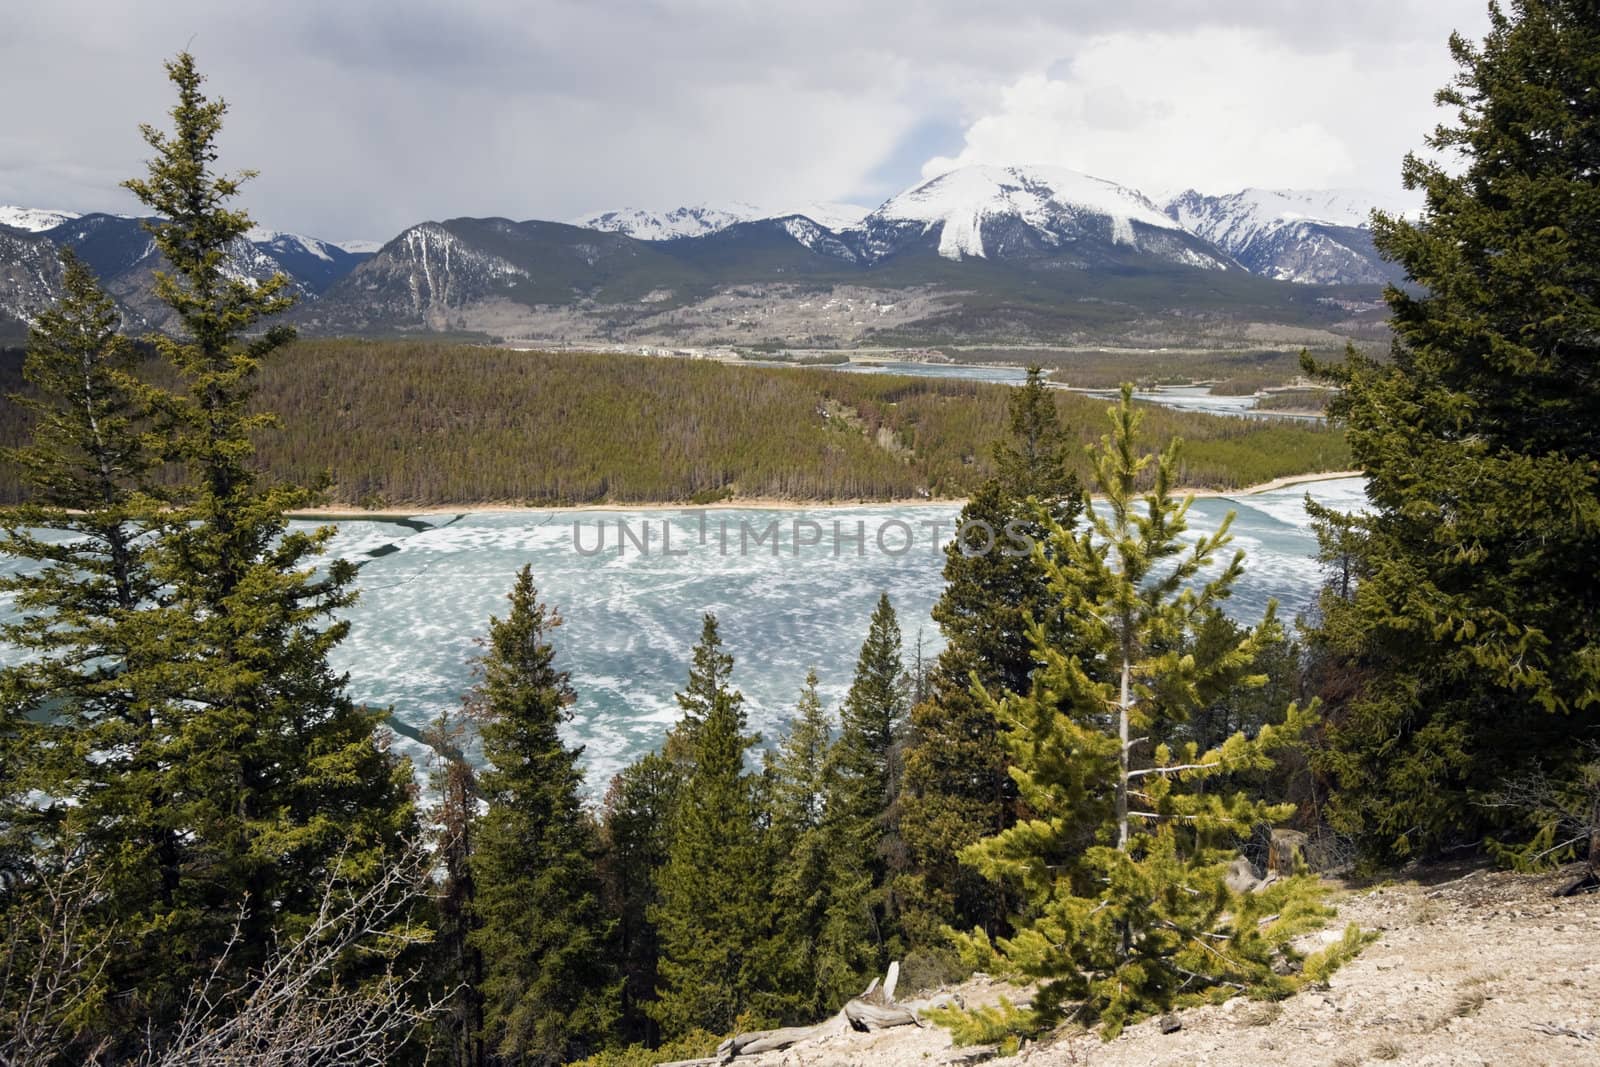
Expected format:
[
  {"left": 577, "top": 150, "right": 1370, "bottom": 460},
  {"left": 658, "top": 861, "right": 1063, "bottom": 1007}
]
[
  {"left": 922, "top": 27, "right": 1465, "bottom": 197},
  {"left": 0, "top": 1, "right": 1491, "bottom": 237}
]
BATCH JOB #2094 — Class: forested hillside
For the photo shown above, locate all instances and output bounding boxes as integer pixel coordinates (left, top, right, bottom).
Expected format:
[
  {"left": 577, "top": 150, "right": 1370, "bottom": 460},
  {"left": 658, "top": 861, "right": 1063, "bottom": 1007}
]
[{"left": 0, "top": 340, "right": 1351, "bottom": 506}]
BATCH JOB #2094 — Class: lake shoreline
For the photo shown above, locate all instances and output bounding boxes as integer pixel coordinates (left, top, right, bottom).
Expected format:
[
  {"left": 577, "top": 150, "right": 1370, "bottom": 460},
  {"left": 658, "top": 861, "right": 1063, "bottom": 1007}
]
[{"left": 287, "top": 470, "right": 1364, "bottom": 520}]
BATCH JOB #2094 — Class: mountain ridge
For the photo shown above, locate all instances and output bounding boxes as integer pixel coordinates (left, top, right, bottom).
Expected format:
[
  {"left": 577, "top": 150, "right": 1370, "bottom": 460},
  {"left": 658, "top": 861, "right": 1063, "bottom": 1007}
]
[
  {"left": 1, "top": 167, "right": 1407, "bottom": 343},
  {"left": 1162, "top": 187, "right": 1415, "bottom": 285}
]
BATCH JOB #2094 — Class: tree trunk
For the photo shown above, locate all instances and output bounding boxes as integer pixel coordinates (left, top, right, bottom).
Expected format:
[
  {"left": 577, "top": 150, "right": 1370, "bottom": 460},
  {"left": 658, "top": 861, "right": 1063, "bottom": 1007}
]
[
  {"left": 844, "top": 999, "right": 920, "bottom": 1031},
  {"left": 1117, "top": 651, "right": 1131, "bottom": 852}
]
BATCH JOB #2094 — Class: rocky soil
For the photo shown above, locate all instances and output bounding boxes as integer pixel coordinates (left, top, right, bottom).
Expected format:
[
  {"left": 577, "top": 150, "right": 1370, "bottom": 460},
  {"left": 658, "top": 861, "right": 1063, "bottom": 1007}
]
[{"left": 721, "top": 864, "right": 1598, "bottom": 1067}]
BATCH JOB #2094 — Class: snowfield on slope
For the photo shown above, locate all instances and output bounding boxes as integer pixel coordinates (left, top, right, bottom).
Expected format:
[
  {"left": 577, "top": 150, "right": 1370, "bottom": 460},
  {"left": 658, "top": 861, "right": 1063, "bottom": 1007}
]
[
  {"left": 1165, "top": 187, "right": 1419, "bottom": 252},
  {"left": 0, "top": 205, "right": 81, "bottom": 232},
  {"left": 868, "top": 164, "right": 1181, "bottom": 260},
  {"left": 575, "top": 200, "right": 870, "bottom": 239}
]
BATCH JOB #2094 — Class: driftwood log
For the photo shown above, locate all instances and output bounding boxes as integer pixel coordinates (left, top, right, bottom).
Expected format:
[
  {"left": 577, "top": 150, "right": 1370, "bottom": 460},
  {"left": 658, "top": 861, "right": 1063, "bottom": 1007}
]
[{"left": 660, "top": 962, "right": 926, "bottom": 1065}]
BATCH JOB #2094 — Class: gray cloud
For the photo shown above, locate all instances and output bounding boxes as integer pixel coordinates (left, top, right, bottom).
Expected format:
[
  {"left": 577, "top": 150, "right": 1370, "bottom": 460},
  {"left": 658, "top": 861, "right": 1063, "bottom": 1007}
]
[{"left": 0, "top": 0, "right": 1491, "bottom": 241}]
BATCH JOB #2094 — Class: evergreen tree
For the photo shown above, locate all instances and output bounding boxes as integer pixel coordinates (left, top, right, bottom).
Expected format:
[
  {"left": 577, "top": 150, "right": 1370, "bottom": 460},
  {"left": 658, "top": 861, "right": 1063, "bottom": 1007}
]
[
  {"left": 769, "top": 671, "right": 833, "bottom": 838},
  {"left": 1185, "top": 612, "right": 1303, "bottom": 755},
  {"left": 0, "top": 250, "right": 159, "bottom": 1058},
  {"left": 1305, "top": 2, "right": 1600, "bottom": 863},
  {"left": 0, "top": 248, "right": 154, "bottom": 815},
  {"left": 946, "top": 386, "right": 1339, "bottom": 1038},
  {"left": 897, "top": 368, "right": 1084, "bottom": 952},
  {"left": 834, "top": 594, "right": 910, "bottom": 823},
  {"left": 2, "top": 54, "right": 417, "bottom": 1052},
  {"left": 665, "top": 613, "right": 742, "bottom": 762},
  {"left": 117, "top": 51, "right": 415, "bottom": 1030},
  {"left": 992, "top": 365, "right": 1080, "bottom": 508},
  {"left": 0, "top": 250, "right": 152, "bottom": 625},
  {"left": 763, "top": 670, "right": 874, "bottom": 1019},
  {"left": 827, "top": 594, "right": 909, "bottom": 959},
  {"left": 599, "top": 751, "right": 680, "bottom": 1046},
  {"left": 467, "top": 566, "right": 616, "bottom": 1065},
  {"left": 425, "top": 708, "right": 484, "bottom": 1067},
  {"left": 648, "top": 614, "right": 770, "bottom": 1038}
]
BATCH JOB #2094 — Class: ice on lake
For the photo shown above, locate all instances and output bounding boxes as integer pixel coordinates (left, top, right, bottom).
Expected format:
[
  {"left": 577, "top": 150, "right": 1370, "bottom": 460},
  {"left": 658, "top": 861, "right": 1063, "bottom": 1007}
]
[
  {"left": 314, "top": 477, "right": 1366, "bottom": 787},
  {"left": 0, "top": 477, "right": 1367, "bottom": 791}
]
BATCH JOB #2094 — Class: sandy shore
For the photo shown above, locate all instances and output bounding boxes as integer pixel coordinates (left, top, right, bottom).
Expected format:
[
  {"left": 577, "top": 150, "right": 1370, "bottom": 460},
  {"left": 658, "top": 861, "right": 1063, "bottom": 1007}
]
[{"left": 286, "top": 470, "right": 1363, "bottom": 520}]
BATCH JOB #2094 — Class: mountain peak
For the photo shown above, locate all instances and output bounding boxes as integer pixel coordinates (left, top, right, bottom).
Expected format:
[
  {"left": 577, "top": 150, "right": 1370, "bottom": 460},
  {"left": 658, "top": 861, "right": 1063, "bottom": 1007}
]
[
  {"left": 865, "top": 163, "right": 1193, "bottom": 263},
  {"left": 0, "top": 205, "right": 81, "bottom": 233},
  {"left": 1163, "top": 187, "right": 1414, "bottom": 285},
  {"left": 574, "top": 200, "right": 869, "bottom": 241}
]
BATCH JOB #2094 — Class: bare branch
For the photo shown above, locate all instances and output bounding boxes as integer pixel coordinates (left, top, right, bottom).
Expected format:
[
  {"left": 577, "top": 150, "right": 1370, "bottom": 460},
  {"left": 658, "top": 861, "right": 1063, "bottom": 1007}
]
[{"left": 141, "top": 841, "right": 442, "bottom": 1067}]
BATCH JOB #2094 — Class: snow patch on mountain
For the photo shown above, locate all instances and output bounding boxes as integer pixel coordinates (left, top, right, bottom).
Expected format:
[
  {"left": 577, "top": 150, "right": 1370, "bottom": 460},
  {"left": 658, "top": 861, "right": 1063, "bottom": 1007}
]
[
  {"left": 576, "top": 200, "right": 870, "bottom": 240},
  {"left": 372, "top": 223, "right": 529, "bottom": 322},
  {"left": 865, "top": 165, "right": 1181, "bottom": 261},
  {"left": 775, "top": 202, "right": 871, "bottom": 232},
  {"left": 1163, "top": 187, "right": 1418, "bottom": 285},
  {"left": 248, "top": 226, "right": 338, "bottom": 263},
  {"left": 576, "top": 204, "right": 750, "bottom": 240},
  {"left": 778, "top": 216, "right": 861, "bottom": 261},
  {"left": 332, "top": 239, "right": 386, "bottom": 255},
  {"left": 0, "top": 206, "right": 82, "bottom": 233},
  {"left": 1163, "top": 188, "right": 1414, "bottom": 251}
]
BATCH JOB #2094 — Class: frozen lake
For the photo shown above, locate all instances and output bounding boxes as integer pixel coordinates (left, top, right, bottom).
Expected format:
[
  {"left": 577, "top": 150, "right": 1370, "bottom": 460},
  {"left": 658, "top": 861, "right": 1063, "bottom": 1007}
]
[{"left": 0, "top": 477, "right": 1366, "bottom": 789}]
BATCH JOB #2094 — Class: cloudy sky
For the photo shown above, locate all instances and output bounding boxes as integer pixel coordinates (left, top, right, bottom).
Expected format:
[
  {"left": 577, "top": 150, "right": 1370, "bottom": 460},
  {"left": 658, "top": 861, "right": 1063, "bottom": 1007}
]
[{"left": 0, "top": 1, "right": 1490, "bottom": 242}]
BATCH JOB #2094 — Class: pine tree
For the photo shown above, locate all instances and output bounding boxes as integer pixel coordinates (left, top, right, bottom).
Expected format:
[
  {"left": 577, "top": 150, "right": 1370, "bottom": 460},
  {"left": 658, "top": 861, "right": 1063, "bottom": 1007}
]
[
  {"left": 648, "top": 614, "right": 771, "bottom": 1038},
  {"left": 897, "top": 368, "right": 1084, "bottom": 953},
  {"left": 425, "top": 708, "right": 484, "bottom": 1067},
  {"left": 665, "top": 613, "right": 743, "bottom": 762},
  {"left": 826, "top": 594, "right": 909, "bottom": 960},
  {"left": 0, "top": 250, "right": 153, "bottom": 622},
  {"left": 835, "top": 594, "right": 910, "bottom": 822},
  {"left": 2, "top": 54, "right": 417, "bottom": 1052},
  {"left": 0, "top": 249, "right": 160, "bottom": 1058},
  {"left": 467, "top": 566, "right": 616, "bottom": 1065},
  {"left": 115, "top": 51, "right": 415, "bottom": 1029},
  {"left": 599, "top": 750, "right": 680, "bottom": 1046},
  {"left": 946, "top": 386, "right": 1340, "bottom": 1038},
  {"left": 763, "top": 670, "right": 874, "bottom": 1019},
  {"left": 769, "top": 671, "right": 833, "bottom": 838},
  {"left": 0, "top": 248, "right": 154, "bottom": 812},
  {"left": 992, "top": 365, "right": 1080, "bottom": 508},
  {"left": 1305, "top": 2, "right": 1600, "bottom": 863}
]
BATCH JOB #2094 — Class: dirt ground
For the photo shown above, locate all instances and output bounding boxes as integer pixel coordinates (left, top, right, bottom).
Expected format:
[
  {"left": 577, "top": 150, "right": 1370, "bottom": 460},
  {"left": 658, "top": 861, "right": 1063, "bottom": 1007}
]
[{"left": 728, "top": 864, "right": 1599, "bottom": 1067}]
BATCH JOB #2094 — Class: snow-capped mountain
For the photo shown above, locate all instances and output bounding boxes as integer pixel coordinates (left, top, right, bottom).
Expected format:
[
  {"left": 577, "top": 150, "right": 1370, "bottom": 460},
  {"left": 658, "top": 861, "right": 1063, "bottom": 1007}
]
[
  {"left": 331, "top": 238, "right": 386, "bottom": 255},
  {"left": 770, "top": 202, "right": 871, "bottom": 232},
  {"left": 246, "top": 227, "right": 373, "bottom": 293},
  {"left": 0, "top": 209, "right": 376, "bottom": 333},
  {"left": 1163, "top": 188, "right": 1416, "bottom": 285},
  {"left": 576, "top": 200, "right": 870, "bottom": 240},
  {"left": 852, "top": 164, "right": 1232, "bottom": 270},
  {"left": 3, "top": 172, "right": 1414, "bottom": 343},
  {"left": 0, "top": 205, "right": 82, "bottom": 233},
  {"left": 247, "top": 227, "right": 343, "bottom": 262},
  {"left": 33, "top": 213, "right": 312, "bottom": 329},
  {"left": 576, "top": 204, "right": 748, "bottom": 240}
]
